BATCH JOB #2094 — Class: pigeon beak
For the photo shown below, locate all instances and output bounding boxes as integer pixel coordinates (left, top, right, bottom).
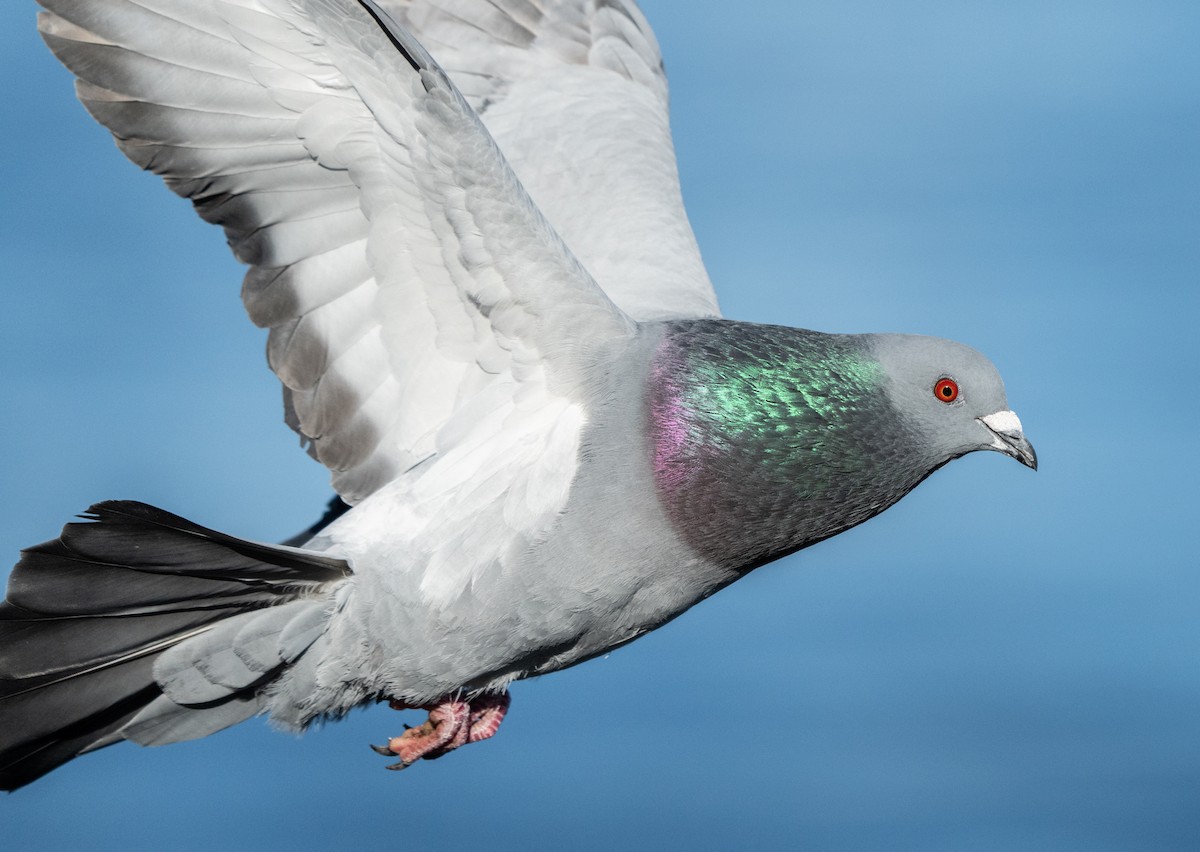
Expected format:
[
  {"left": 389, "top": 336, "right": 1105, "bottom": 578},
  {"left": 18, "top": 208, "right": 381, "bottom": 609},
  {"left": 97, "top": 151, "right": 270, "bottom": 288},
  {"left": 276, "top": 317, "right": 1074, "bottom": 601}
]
[{"left": 978, "top": 410, "right": 1037, "bottom": 470}]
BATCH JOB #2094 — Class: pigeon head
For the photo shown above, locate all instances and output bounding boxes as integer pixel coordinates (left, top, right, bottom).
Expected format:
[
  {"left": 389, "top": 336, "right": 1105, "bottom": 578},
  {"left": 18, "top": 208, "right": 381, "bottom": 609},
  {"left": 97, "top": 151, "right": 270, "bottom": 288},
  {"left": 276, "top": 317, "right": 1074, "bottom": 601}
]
[
  {"left": 647, "top": 320, "right": 1035, "bottom": 571},
  {"left": 869, "top": 333, "right": 1037, "bottom": 472}
]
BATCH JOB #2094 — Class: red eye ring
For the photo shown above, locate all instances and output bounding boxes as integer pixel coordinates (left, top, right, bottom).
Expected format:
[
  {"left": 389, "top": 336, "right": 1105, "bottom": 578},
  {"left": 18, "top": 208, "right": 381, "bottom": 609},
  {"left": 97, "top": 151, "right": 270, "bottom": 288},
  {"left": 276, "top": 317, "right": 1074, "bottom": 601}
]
[{"left": 934, "top": 378, "right": 959, "bottom": 403}]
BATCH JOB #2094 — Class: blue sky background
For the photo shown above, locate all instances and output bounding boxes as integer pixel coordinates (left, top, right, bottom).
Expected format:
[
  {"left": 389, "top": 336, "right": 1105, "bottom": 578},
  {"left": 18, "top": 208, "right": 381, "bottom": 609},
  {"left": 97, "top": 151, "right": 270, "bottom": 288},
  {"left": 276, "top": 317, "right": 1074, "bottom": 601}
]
[{"left": 2, "top": 1, "right": 1197, "bottom": 849}]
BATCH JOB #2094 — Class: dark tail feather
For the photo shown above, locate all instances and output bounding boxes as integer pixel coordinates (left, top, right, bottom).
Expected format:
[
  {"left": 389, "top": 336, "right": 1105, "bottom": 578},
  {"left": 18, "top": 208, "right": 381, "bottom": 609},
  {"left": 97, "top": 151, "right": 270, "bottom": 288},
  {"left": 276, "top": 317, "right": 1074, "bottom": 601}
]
[
  {"left": 0, "top": 501, "right": 350, "bottom": 792},
  {"left": 0, "top": 656, "right": 160, "bottom": 791}
]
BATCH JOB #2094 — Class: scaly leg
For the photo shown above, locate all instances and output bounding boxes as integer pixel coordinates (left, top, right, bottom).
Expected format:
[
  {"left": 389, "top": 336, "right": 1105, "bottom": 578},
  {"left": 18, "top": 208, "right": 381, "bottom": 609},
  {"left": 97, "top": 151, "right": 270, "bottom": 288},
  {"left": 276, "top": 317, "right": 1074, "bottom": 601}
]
[{"left": 371, "top": 692, "right": 511, "bottom": 770}]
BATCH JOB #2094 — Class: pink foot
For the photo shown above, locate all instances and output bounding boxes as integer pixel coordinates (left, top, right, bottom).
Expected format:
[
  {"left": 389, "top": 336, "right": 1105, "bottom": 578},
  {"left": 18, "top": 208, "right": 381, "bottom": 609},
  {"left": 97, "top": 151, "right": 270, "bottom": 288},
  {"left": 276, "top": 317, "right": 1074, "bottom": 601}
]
[
  {"left": 467, "top": 693, "right": 509, "bottom": 743},
  {"left": 371, "top": 692, "right": 511, "bottom": 770}
]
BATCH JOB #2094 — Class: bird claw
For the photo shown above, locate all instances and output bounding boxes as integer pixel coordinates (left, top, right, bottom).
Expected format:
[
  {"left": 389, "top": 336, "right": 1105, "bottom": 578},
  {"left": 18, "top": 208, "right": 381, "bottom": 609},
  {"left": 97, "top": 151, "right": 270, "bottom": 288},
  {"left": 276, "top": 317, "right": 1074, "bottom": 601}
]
[
  {"left": 371, "top": 739, "right": 415, "bottom": 769},
  {"left": 370, "top": 692, "right": 511, "bottom": 771}
]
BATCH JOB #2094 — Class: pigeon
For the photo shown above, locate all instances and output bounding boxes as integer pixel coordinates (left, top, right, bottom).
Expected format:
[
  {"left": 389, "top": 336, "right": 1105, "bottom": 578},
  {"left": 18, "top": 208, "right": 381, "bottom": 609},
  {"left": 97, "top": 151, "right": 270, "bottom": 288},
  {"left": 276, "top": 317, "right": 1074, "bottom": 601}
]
[{"left": 0, "top": 0, "right": 1035, "bottom": 791}]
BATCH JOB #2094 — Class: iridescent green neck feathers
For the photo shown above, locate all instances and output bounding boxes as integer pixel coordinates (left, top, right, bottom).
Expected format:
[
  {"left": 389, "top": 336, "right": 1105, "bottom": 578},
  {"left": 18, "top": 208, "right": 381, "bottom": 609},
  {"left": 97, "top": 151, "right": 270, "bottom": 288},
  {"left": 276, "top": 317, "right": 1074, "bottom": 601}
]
[{"left": 647, "top": 320, "right": 927, "bottom": 569}]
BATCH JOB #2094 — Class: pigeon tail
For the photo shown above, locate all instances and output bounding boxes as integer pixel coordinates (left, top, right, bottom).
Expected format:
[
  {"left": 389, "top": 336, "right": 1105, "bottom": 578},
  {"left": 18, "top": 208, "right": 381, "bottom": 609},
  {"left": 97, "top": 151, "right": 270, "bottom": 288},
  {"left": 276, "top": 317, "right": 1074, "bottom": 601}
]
[{"left": 0, "top": 501, "right": 351, "bottom": 792}]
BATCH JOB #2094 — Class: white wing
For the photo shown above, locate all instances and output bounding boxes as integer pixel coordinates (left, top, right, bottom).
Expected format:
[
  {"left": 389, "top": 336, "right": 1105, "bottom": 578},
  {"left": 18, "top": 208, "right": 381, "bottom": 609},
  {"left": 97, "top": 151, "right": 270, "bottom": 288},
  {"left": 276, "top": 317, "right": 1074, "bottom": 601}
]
[
  {"left": 387, "top": 0, "right": 720, "bottom": 320},
  {"left": 38, "top": 0, "right": 641, "bottom": 505}
]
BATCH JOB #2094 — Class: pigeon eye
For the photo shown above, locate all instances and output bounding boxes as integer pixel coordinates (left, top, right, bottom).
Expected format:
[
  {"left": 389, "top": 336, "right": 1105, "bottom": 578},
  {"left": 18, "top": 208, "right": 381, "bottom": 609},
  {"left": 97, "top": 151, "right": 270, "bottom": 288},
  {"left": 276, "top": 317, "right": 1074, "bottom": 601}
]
[{"left": 934, "top": 378, "right": 959, "bottom": 403}]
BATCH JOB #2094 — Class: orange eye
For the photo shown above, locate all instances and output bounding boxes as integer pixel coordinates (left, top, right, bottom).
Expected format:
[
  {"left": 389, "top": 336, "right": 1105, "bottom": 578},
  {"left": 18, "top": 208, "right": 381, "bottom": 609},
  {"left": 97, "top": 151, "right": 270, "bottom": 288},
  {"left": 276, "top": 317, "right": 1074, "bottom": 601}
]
[{"left": 934, "top": 378, "right": 959, "bottom": 403}]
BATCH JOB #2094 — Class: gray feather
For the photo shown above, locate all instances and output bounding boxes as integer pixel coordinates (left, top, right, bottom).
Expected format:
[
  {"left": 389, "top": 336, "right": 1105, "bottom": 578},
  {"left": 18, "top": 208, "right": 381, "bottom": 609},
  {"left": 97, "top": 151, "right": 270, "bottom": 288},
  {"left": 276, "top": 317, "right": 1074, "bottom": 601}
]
[
  {"left": 155, "top": 614, "right": 264, "bottom": 704},
  {"left": 277, "top": 601, "right": 334, "bottom": 664},
  {"left": 122, "top": 693, "right": 265, "bottom": 748},
  {"left": 233, "top": 601, "right": 316, "bottom": 673}
]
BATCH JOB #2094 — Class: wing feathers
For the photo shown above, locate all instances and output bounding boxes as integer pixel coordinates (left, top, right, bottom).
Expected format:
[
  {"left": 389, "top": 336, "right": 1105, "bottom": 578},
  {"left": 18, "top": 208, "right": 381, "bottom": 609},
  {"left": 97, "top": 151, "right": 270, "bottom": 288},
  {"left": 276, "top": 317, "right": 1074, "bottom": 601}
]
[
  {"left": 38, "top": 2, "right": 250, "bottom": 80},
  {"left": 266, "top": 280, "right": 378, "bottom": 390},
  {"left": 39, "top": 0, "right": 708, "bottom": 503},
  {"left": 50, "top": 42, "right": 282, "bottom": 117},
  {"left": 241, "top": 243, "right": 372, "bottom": 328}
]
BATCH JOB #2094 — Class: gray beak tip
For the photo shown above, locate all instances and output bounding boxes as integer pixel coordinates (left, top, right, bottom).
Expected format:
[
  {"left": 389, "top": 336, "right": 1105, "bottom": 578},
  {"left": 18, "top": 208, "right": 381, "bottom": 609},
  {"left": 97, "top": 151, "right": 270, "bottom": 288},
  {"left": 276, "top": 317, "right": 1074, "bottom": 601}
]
[
  {"left": 1015, "top": 438, "right": 1037, "bottom": 471},
  {"left": 979, "top": 411, "right": 1037, "bottom": 471}
]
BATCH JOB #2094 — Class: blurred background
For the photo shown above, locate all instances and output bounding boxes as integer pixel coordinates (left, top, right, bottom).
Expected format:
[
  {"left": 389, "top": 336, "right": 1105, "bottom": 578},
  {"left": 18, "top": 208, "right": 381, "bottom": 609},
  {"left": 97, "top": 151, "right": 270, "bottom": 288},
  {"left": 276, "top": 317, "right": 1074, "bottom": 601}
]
[{"left": 2, "top": 1, "right": 1197, "bottom": 848}]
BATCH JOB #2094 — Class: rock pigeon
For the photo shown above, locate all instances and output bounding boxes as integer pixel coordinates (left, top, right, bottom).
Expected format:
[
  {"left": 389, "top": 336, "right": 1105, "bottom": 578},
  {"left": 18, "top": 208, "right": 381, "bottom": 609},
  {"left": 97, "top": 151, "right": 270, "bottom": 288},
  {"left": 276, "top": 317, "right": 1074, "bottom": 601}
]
[{"left": 0, "top": 0, "right": 1035, "bottom": 791}]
